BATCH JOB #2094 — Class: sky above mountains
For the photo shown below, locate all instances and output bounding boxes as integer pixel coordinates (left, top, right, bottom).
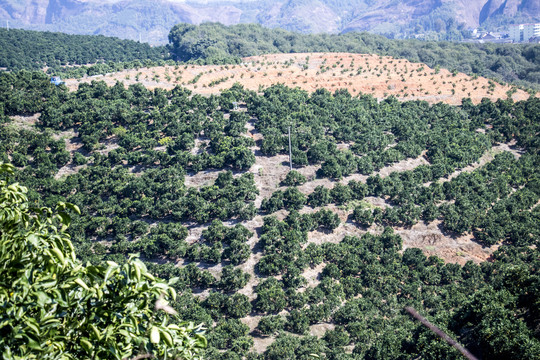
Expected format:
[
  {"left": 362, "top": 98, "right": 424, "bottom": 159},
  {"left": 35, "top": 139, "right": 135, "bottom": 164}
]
[{"left": 0, "top": 0, "right": 538, "bottom": 43}]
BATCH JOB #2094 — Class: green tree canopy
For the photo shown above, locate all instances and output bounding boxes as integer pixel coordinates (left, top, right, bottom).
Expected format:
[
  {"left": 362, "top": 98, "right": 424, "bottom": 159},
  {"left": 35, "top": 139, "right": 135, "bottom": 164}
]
[{"left": 0, "top": 163, "right": 206, "bottom": 360}]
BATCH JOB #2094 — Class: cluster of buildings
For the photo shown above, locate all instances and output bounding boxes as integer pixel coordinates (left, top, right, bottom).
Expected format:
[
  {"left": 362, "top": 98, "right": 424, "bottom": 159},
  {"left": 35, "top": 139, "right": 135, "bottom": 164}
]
[
  {"left": 508, "top": 23, "right": 540, "bottom": 43},
  {"left": 466, "top": 23, "right": 540, "bottom": 44},
  {"left": 467, "top": 29, "right": 508, "bottom": 43}
]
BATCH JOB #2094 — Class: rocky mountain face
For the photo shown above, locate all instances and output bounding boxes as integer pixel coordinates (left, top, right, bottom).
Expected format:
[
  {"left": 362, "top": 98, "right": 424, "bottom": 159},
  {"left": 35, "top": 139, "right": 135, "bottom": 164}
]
[{"left": 0, "top": 0, "right": 538, "bottom": 43}]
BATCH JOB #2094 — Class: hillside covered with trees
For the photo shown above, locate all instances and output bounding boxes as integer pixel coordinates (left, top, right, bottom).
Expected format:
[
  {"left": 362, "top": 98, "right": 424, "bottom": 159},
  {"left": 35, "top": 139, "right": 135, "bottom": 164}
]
[
  {"left": 0, "top": 69, "right": 539, "bottom": 359},
  {"left": 168, "top": 23, "right": 540, "bottom": 90},
  {"left": 0, "top": 28, "right": 168, "bottom": 71}
]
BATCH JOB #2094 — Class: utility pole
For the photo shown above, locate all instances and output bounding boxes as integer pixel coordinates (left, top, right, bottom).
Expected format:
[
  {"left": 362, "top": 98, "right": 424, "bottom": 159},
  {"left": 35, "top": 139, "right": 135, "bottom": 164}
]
[
  {"left": 6, "top": 20, "right": 9, "bottom": 31},
  {"left": 288, "top": 126, "right": 293, "bottom": 170}
]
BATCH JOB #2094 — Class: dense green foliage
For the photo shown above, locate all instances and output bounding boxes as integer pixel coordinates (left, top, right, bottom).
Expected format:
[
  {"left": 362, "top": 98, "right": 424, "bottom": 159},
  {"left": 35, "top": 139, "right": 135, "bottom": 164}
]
[
  {"left": 250, "top": 85, "right": 490, "bottom": 176},
  {"left": 0, "top": 28, "right": 168, "bottom": 71},
  {"left": 0, "top": 72, "right": 257, "bottom": 268},
  {"left": 1, "top": 70, "right": 539, "bottom": 359},
  {"left": 0, "top": 163, "right": 206, "bottom": 360},
  {"left": 253, "top": 85, "right": 540, "bottom": 246},
  {"left": 251, "top": 228, "right": 540, "bottom": 359},
  {"left": 168, "top": 23, "right": 540, "bottom": 89}
]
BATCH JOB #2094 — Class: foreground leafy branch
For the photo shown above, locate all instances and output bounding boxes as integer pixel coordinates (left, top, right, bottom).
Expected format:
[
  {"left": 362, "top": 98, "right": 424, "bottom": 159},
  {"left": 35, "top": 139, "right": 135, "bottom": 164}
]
[{"left": 0, "top": 163, "right": 206, "bottom": 360}]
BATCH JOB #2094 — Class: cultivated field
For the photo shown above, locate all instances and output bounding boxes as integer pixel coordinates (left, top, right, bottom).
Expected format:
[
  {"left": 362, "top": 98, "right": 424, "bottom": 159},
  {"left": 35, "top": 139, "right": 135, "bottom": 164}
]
[
  {"left": 181, "top": 110, "right": 511, "bottom": 352},
  {"left": 59, "top": 53, "right": 536, "bottom": 353},
  {"left": 65, "top": 53, "right": 533, "bottom": 105}
]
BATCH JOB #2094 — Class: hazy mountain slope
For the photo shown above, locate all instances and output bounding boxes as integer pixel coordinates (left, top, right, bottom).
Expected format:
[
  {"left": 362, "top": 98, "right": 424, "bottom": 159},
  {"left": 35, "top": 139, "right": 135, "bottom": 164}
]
[
  {"left": 0, "top": 0, "right": 538, "bottom": 43},
  {"left": 0, "top": 0, "right": 247, "bottom": 43}
]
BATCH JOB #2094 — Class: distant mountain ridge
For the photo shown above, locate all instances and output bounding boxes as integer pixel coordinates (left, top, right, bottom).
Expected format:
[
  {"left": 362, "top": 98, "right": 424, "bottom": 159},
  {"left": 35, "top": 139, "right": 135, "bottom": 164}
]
[{"left": 0, "top": 0, "right": 538, "bottom": 43}]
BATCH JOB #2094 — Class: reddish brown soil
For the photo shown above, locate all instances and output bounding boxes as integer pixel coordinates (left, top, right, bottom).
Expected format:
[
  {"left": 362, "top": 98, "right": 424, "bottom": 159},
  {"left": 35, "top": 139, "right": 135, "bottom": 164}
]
[{"left": 64, "top": 53, "right": 534, "bottom": 105}]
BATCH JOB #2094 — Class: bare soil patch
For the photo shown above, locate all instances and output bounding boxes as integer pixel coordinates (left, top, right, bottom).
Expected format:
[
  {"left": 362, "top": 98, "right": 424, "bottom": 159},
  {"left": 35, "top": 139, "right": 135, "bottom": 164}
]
[
  {"left": 397, "top": 220, "right": 493, "bottom": 265},
  {"left": 9, "top": 113, "right": 40, "bottom": 130},
  {"left": 252, "top": 153, "right": 290, "bottom": 208},
  {"left": 184, "top": 169, "right": 222, "bottom": 189},
  {"left": 55, "top": 163, "right": 86, "bottom": 180},
  {"left": 377, "top": 151, "right": 429, "bottom": 177},
  {"left": 309, "top": 323, "right": 335, "bottom": 337},
  {"left": 302, "top": 263, "right": 326, "bottom": 289}
]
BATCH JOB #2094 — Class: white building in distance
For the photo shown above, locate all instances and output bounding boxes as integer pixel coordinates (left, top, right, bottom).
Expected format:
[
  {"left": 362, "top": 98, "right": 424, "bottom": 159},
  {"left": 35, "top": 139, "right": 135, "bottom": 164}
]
[{"left": 509, "top": 23, "right": 540, "bottom": 42}]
